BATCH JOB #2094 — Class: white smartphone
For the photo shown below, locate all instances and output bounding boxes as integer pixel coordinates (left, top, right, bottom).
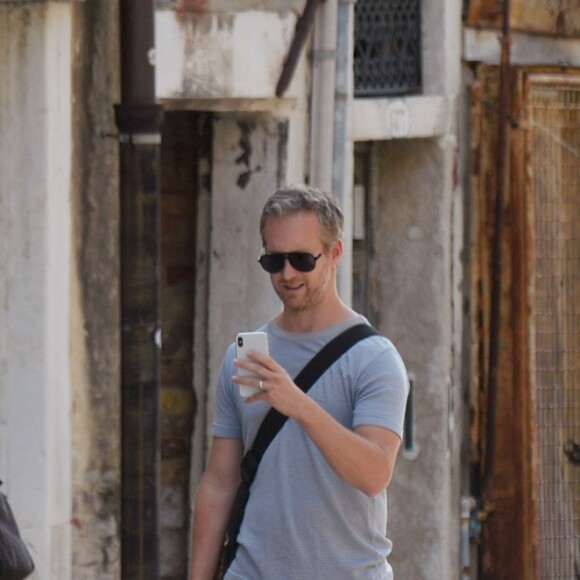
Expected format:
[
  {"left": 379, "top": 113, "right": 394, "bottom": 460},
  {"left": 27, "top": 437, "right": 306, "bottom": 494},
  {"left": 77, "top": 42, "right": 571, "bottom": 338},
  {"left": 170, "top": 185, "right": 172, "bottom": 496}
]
[{"left": 235, "top": 331, "right": 269, "bottom": 398}]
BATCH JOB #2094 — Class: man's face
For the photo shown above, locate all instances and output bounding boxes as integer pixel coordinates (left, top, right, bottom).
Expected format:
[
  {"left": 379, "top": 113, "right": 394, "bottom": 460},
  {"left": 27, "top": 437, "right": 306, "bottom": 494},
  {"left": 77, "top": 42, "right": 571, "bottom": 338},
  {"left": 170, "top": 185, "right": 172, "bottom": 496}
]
[{"left": 262, "top": 211, "right": 338, "bottom": 313}]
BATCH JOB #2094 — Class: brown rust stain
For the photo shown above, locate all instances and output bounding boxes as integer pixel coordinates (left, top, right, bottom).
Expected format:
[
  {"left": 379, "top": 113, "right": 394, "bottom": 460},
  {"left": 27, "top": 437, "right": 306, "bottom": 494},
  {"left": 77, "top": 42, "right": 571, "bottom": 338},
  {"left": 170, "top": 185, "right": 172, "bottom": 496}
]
[
  {"left": 177, "top": 0, "right": 208, "bottom": 12},
  {"left": 466, "top": 0, "right": 580, "bottom": 36},
  {"left": 471, "top": 64, "right": 529, "bottom": 579},
  {"left": 466, "top": 0, "right": 503, "bottom": 28}
]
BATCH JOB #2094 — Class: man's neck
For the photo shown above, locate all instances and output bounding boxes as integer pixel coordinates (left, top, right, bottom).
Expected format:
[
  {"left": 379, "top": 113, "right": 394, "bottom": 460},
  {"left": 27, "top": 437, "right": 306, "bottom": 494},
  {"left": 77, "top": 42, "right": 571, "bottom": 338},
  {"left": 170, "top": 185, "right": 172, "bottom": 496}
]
[{"left": 276, "top": 300, "right": 358, "bottom": 334}]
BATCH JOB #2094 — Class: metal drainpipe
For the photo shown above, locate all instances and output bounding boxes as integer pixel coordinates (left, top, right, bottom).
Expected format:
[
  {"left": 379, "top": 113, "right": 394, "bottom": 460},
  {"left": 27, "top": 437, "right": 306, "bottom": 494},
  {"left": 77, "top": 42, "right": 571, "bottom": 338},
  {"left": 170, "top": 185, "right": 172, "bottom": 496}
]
[
  {"left": 115, "top": 0, "right": 163, "bottom": 577},
  {"left": 482, "top": 0, "right": 511, "bottom": 519},
  {"left": 333, "top": 0, "right": 356, "bottom": 303},
  {"left": 309, "top": 0, "right": 338, "bottom": 192}
]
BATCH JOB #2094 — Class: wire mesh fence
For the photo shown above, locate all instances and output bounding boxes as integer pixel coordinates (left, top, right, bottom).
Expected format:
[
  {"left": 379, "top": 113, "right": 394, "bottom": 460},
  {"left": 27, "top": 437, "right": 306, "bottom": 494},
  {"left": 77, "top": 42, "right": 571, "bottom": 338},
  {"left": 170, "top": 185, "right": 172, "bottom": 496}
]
[{"left": 530, "top": 76, "right": 580, "bottom": 579}]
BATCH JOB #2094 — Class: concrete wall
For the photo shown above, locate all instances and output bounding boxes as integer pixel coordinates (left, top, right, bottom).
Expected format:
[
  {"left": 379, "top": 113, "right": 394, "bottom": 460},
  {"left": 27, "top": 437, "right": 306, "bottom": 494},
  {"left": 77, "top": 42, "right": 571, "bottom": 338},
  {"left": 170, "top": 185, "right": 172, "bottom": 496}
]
[
  {"left": 374, "top": 137, "right": 461, "bottom": 579},
  {"left": 0, "top": 4, "right": 73, "bottom": 577}
]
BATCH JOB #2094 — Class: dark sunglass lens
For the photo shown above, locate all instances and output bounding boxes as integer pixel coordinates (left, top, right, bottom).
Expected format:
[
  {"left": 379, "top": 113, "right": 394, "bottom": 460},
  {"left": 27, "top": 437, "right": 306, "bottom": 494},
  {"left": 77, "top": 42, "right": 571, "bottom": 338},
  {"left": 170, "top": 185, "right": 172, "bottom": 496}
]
[
  {"left": 259, "top": 254, "right": 285, "bottom": 273},
  {"left": 259, "top": 252, "right": 320, "bottom": 273},
  {"left": 288, "top": 252, "right": 316, "bottom": 272}
]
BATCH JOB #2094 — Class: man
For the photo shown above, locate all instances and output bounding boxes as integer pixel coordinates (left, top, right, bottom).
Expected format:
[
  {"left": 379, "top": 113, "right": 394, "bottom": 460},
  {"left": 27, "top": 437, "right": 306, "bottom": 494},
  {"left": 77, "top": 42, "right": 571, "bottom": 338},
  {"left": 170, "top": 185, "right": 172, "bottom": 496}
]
[{"left": 189, "top": 184, "right": 409, "bottom": 579}]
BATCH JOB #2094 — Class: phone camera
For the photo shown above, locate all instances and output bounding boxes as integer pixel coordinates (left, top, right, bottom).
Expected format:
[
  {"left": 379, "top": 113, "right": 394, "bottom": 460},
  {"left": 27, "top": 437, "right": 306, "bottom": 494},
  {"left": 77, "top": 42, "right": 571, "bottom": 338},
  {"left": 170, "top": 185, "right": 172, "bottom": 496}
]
[{"left": 237, "top": 337, "right": 243, "bottom": 347}]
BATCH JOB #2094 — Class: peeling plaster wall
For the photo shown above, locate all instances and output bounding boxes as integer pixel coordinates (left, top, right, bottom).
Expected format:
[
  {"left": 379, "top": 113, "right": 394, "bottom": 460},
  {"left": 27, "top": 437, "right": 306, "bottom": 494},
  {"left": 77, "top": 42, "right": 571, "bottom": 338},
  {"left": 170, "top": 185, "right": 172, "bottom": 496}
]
[
  {"left": 155, "top": 9, "right": 299, "bottom": 100},
  {"left": 157, "top": 0, "right": 305, "bottom": 11}
]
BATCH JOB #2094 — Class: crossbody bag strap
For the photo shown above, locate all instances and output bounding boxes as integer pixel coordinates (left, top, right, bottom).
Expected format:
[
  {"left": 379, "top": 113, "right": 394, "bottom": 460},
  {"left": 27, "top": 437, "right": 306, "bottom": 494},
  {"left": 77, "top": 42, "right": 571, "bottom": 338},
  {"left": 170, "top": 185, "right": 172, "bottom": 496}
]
[{"left": 240, "top": 323, "right": 379, "bottom": 484}]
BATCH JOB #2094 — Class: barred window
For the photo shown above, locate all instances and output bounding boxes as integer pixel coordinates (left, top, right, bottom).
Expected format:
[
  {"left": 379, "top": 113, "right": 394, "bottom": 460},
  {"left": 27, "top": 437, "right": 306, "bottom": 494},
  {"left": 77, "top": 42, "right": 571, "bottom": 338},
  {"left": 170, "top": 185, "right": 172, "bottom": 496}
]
[{"left": 354, "top": 0, "right": 422, "bottom": 97}]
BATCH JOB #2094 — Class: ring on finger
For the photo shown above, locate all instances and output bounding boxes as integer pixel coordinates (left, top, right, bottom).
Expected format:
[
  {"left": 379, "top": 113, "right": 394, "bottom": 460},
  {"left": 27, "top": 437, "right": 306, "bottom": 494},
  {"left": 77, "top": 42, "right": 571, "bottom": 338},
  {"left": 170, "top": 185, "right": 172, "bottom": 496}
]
[{"left": 259, "top": 380, "right": 263, "bottom": 390}]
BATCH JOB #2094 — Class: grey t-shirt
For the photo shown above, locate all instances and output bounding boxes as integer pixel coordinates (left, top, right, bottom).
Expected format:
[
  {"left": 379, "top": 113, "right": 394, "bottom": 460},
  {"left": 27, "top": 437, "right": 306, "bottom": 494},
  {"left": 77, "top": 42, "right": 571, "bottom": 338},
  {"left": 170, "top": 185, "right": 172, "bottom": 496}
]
[{"left": 213, "top": 316, "right": 409, "bottom": 580}]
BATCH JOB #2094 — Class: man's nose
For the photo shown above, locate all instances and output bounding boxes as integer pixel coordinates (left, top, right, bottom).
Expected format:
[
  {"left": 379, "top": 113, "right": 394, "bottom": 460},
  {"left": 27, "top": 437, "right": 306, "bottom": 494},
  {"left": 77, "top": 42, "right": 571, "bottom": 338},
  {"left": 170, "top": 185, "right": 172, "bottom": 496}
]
[{"left": 280, "top": 256, "right": 298, "bottom": 277}]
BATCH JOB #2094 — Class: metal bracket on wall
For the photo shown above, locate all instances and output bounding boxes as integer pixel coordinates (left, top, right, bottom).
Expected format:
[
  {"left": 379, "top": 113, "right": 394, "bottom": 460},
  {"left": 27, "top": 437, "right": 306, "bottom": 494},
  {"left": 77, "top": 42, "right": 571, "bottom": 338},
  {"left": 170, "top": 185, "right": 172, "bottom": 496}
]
[
  {"left": 118, "top": 132, "right": 162, "bottom": 145},
  {"left": 461, "top": 496, "right": 479, "bottom": 579},
  {"left": 403, "top": 372, "right": 420, "bottom": 460}
]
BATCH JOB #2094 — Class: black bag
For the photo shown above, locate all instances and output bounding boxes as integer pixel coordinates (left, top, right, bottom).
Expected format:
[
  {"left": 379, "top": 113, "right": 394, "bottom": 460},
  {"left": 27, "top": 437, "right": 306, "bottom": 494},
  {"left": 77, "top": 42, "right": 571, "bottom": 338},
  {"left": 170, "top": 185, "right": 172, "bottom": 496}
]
[
  {"left": 0, "top": 482, "right": 35, "bottom": 580},
  {"left": 219, "top": 323, "right": 379, "bottom": 577}
]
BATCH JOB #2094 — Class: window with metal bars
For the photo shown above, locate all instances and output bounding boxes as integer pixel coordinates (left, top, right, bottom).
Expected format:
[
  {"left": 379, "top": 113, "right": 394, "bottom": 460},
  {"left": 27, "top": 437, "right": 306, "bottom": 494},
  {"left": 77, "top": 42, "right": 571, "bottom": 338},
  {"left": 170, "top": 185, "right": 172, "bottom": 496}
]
[{"left": 354, "top": 0, "right": 422, "bottom": 97}]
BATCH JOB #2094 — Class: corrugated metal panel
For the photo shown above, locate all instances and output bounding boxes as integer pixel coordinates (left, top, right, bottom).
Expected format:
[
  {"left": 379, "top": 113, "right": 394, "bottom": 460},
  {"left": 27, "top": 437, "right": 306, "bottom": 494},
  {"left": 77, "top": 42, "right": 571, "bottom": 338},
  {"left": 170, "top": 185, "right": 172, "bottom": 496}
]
[{"left": 466, "top": 0, "right": 580, "bottom": 38}]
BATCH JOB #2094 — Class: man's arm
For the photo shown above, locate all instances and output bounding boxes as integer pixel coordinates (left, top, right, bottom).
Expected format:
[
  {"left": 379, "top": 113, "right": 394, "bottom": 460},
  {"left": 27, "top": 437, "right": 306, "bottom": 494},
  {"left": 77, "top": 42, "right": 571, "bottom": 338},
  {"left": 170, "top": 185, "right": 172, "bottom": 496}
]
[
  {"left": 296, "top": 402, "right": 401, "bottom": 496},
  {"left": 234, "top": 353, "right": 403, "bottom": 497},
  {"left": 189, "top": 436, "right": 243, "bottom": 580}
]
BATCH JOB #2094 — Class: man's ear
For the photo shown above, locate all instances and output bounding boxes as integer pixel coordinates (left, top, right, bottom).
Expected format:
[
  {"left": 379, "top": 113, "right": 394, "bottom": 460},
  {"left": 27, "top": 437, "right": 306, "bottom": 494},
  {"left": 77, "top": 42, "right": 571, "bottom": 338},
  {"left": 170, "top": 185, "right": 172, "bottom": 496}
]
[{"left": 331, "top": 238, "right": 343, "bottom": 263}]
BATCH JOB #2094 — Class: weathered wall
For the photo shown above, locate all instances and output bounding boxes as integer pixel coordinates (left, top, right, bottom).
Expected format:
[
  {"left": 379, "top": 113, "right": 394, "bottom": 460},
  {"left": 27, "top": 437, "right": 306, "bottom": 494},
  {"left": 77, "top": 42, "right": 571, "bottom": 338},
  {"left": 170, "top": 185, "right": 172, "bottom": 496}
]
[
  {"left": 157, "top": 0, "right": 305, "bottom": 11},
  {"left": 155, "top": 7, "right": 302, "bottom": 101},
  {"left": 0, "top": 4, "right": 74, "bottom": 577},
  {"left": 70, "top": 1, "right": 121, "bottom": 578},
  {"left": 373, "top": 137, "right": 460, "bottom": 579}
]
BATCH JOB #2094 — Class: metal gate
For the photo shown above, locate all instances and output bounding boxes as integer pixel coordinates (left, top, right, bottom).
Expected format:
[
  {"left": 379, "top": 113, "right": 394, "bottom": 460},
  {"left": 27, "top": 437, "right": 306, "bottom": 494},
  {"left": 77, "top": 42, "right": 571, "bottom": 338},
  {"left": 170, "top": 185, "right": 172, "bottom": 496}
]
[{"left": 527, "top": 75, "right": 580, "bottom": 579}]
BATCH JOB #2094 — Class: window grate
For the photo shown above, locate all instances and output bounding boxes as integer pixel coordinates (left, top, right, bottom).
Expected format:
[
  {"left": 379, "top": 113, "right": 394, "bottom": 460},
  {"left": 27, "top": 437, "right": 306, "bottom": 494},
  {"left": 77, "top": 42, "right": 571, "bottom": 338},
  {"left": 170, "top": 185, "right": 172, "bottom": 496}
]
[{"left": 354, "top": 0, "right": 422, "bottom": 97}]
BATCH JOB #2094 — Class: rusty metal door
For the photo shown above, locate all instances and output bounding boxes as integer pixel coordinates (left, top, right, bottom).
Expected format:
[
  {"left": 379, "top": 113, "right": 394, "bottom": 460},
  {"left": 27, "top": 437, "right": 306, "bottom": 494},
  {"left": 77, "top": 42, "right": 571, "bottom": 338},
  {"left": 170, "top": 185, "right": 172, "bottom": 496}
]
[{"left": 471, "top": 67, "right": 580, "bottom": 579}]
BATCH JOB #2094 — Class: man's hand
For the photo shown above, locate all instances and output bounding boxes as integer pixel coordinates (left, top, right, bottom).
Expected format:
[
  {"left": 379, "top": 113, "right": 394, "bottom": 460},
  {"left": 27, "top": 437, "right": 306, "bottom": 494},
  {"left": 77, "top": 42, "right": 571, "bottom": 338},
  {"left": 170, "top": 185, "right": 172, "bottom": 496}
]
[{"left": 233, "top": 350, "right": 310, "bottom": 418}]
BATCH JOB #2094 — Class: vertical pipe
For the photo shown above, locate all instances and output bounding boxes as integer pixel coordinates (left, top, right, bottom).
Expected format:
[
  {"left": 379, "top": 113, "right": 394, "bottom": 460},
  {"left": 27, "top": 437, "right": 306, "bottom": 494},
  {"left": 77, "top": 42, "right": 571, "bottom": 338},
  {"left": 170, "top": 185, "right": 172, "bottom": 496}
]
[
  {"left": 309, "top": 0, "right": 337, "bottom": 191},
  {"left": 116, "top": 0, "right": 163, "bottom": 577},
  {"left": 333, "top": 0, "right": 356, "bottom": 304},
  {"left": 483, "top": 0, "right": 511, "bottom": 513},
  {"left": 119, "top": 0, "right": 155, "bottom": 105}
]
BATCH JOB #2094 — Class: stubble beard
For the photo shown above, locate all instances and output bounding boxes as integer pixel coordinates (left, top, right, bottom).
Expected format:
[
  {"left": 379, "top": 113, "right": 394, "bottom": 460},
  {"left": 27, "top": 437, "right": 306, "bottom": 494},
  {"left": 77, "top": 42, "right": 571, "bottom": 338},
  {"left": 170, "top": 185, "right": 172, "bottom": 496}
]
[{"left": 275, "top": 262, "right": 332, "bottom": 314}]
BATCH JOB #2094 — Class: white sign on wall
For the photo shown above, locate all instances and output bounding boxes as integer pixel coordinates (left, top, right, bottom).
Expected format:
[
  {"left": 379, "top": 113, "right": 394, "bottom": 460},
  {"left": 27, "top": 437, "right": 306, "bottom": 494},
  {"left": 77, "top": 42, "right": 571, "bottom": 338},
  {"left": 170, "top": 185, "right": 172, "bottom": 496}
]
[{"left": 387, "top": 100, "right": 411, "bottom": 138}]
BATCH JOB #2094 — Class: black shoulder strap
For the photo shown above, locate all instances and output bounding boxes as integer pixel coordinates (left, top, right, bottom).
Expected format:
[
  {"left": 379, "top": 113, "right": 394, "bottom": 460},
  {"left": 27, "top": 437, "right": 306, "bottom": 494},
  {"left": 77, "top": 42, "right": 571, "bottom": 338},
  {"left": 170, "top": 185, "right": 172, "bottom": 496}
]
[{"left": 240, "top": 323, "right": 379, "bottom": 484}]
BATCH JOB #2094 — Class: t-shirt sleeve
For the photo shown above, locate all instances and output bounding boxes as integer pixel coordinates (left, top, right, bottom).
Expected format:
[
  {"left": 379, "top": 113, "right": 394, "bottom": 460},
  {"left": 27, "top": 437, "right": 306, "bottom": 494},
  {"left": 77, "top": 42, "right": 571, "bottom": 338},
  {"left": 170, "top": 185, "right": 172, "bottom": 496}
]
[
  {"left": 212, "top": 345, "right": 243, "bottom": 439},
  {"left": 352, "top": 339, "right": 409, "bottom": 438}
]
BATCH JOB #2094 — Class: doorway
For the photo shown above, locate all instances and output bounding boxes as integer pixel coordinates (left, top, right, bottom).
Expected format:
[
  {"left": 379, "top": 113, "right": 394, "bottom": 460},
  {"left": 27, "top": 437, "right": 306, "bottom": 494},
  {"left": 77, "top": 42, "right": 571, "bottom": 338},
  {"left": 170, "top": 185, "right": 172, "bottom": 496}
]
[{"left": 159, "top": 110, "right": 212, "bottom": 579}]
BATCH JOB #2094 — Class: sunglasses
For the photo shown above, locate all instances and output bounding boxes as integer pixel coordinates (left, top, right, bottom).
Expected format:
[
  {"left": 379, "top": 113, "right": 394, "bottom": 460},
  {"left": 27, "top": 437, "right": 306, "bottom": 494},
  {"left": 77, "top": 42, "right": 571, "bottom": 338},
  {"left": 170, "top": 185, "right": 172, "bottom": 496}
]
[{"left": 258, "top": 252, "right": 322, "bottom": 274}]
